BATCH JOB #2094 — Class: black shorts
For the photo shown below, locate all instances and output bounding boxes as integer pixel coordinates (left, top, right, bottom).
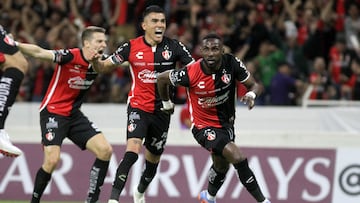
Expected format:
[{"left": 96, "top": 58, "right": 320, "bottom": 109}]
[
  {"left": 192, "top": 126, "right": 235, "bottom": 156},
  {"left": 0, "top": 26, "right": 19, "bottom": 55},
  {"left": 127, "top": 105, "right": 171, "bottom": 155},
  {"left": 40, "top": 108, "right": 101, "bottom": 150}
]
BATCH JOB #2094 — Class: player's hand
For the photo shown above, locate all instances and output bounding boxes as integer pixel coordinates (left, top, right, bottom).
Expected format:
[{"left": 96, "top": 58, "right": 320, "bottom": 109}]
[
  {"left": 161, "top": 100, "right": 174, "bottom": 114},
  {"left": 240, "top": 91, "right": 256, "bottom": 110},
  {"left": 88, "top": 49, "right": 103, "bottom": 63}
]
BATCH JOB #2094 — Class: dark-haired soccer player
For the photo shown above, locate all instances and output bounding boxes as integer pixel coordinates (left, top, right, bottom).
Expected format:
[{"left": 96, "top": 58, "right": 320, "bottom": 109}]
[
  {"left": 91, "top": 5, "right": 194, "bottom": 203},
  {"left": 17, "top": 26, "right": 113, "bottom": 203},
  {"left": 157, "top": 33, "right": 271, "bottom": 203}
]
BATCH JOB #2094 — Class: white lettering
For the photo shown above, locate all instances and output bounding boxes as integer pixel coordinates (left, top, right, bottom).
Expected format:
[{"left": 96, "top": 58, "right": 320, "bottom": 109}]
[
  {"left": 268, "top": 157, "right": 303, "bottom": 199},
  {"left": 302, "top": 158, "right": 331, "bottom": 201},
  {"left": 0, "top": 155, "right": 33, "bottom": 193},
  {"left": 149, "top": 154, "right": 180, "bottom": 197},
  {"left": 183, "top": 155, "right": 212, "bottom": 197}
]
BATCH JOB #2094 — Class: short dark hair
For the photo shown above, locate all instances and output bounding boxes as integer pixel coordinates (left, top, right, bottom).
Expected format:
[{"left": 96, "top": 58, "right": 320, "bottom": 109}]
[
  {"left": 81, "top": 26, "right": 106, "bottom": 45},
  {"left": 202, "top": 33, "right": 222, "bottom": 41},
  {"left": 142, "top": 5, "right": 165, "bottom": 19}
]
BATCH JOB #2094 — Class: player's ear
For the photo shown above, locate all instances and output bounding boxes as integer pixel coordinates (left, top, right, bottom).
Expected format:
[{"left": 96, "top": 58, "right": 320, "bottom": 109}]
[{"left": 141, "top": 21, "right": 146, "bottom": 31}]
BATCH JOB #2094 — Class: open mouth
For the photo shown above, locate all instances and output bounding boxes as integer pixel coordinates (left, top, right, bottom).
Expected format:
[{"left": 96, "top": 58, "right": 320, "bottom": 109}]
[
  {"left": 207, "top": 59, "right": 215, "bottom": 64},
  {"left": 155, "top": 30, "right": 163, "bottom": 36},
  {"left": 98, "top": 50, "right": 104, "bottom": 54}
]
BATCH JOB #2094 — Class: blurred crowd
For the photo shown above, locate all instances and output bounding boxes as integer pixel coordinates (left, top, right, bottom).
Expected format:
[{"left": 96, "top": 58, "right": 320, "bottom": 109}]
[{"left": 1, "top": 0, "right": 360, "bottom": 105}]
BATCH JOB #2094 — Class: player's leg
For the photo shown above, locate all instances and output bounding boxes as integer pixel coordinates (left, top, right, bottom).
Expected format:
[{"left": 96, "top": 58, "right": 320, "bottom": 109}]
[
  {"left": 109, "top": 138, "right": 141, "bottom": 203},
  {"left": 0, "top": 50, "right": 28, "bottom": 157},
  {"left": 67, "top": 111, "right": 112, "bottom": 203},
  {"left": 31, "top": 110, "right": 68, "bottom": 203},
  {"left": 85, "top": 132, "right": 112, "bottom": 203},
  {"left": 199, "top": 155, "right": 229, "bottom": 203},
  {"left": 223, "top": 142, "right": 270, "bottom": 203},
  {"left": 133, "top": 111, "right": 170, "bottom": 203},
  {"left": 31, "top": 145, "right": 61, "bottom": 203},
  {"left": 109, "top": 106, "right": 146, "bottom": 203}
]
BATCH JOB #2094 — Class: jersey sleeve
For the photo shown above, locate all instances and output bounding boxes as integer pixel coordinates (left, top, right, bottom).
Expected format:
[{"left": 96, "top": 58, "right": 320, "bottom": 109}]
[
  {"left": 169, "top": 67, "right": 190, "bottom": 87},
  {"left": 174, "top": 40, "right": 194, "bottom": 66},
  {"left": 109, "top": 41, "right": 130, "bottom": 65},
  {"left": 232, "top": 55, "right": 250, "bottom": 83},
  {"left": 53, "top": 49, "right": 74, "bottom": 65}
]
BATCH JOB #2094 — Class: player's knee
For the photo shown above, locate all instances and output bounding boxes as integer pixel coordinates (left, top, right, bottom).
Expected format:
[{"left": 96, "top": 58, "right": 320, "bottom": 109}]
[
  {"left": 126, "top": 138, "right": 143, "bottom": 153},
  {"left": 43, "top": 156, "right": 61, "bottom": 172},
  {"left": 96, "top": 144, "right": 113, "bottom": 160},
  {"left": 213, "top": 162, "right": 229, "bottom": 173}
]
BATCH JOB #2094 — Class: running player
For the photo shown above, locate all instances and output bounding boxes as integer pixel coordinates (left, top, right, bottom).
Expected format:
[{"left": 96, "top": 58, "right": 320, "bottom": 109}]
[
  {"left": 91, "top": 5, "right": 194, "bottom": 203},
  {"left": 157, "top": 33, "right": 271, "bottom": 203}
]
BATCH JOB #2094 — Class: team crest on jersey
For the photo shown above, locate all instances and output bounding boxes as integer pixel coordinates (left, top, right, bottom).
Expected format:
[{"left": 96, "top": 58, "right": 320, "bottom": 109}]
[
  {"left": 162, "top": 50, "right": 172, "bottom": 60},
  {"left": 45, "top": 131, "right": 55, "bottom": 141},
  {"left": 204, "top": 129, "right": 216, "bottom": 141},
  {"left": 221, "top": 73, "right": 231, "bottom": 84}
]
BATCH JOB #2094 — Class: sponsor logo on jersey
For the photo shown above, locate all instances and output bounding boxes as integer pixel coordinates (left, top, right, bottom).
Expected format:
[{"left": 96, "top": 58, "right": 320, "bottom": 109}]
[
  {"left": 204, "top": 129, "right": 216, "bottom": 141},
  {"left": 68, "top": 76, "right": 94, "bottom": 89},
  {"left": 138, "top": 69, "right": 157, "bottom": 83},
  {"left": 198, "top": 91, "right": 230, "bottom": 108},
  {"left": 136, "top": 52, "right": 143, "bottom": 59},
  {"left": 197, "top": 81, "right": 205, "bottom": 89}
]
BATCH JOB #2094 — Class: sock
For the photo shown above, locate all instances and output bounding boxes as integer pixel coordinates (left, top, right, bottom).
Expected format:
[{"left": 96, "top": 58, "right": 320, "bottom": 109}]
[
  {"left": 206, "top": 191, "right": 216, "bottom": 201},
  {"left": 86, "top": 158, "right": 110, "bottom": 203},
  {"left": 110, "top": 151, "right": 138, "bottom": 200},
  {"left": 234, "top": 159, "right": 266, "bottom": 202},
  {"left": 137, "top": 160, "right": 159, "bottom": 193},
  {"left": 0, "top": 68, "right": 24, "bottom": 129},
  {"left": 31, "top": 167, "right": 51, "bottom": 203},
  {"left": 207, "top": 165, "right": 227, "bottom": 196}
]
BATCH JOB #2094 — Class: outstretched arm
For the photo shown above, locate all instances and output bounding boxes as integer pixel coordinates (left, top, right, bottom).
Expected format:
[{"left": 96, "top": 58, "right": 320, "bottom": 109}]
[{"left": 17, "top": 42, "right": 54, "bottom": 61}]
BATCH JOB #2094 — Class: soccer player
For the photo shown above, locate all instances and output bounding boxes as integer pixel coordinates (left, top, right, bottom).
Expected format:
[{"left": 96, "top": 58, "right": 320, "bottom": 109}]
[
  {"left": 157, "top": 33, "right": 271, "bottom": 203},
  {"left": 17, "top": 26, "right": 113, "bottom": 203},
  {"left": 91, "top": 5, "right": 194, "bottom": 203},
  {"left": 0, "top": 25, "right": 28, "bottom": 157}
]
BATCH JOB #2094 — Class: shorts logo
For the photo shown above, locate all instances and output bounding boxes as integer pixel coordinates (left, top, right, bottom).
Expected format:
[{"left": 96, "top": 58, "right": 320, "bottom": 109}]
[
  {"left": 46, "top": 117, "right": 58, "bottom": 129},
  {"left": 128, "top": 123, "right": 137, "bottom": 132},
  {"left": 45, "top": 131, "right": 55, "bottom": 141},
  {"left": 204, "top": 129, "right": 216, "bottom": 141}
]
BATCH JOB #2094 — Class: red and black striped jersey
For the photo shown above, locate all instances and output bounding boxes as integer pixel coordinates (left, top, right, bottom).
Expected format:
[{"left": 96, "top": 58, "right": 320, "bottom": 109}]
[
  {"left": 40, "top": 48, "right": 98, "bottom": 116},
  {"left": 170, "top": 54, "right": 250, "bottom": 129},
  {"left": 110, "top": 36, "right": 194, "bottom": 113}
]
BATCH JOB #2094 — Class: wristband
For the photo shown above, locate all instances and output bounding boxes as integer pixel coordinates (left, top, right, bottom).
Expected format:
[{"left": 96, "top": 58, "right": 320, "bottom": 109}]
[
  {"left": 245, "top": 91, "right": 256, "bottom": 99},
  {"left": 162, "top": 100, "right": 173, "bottom": 109}
]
